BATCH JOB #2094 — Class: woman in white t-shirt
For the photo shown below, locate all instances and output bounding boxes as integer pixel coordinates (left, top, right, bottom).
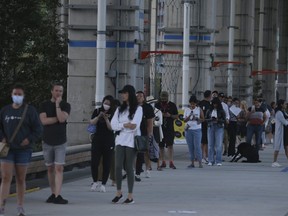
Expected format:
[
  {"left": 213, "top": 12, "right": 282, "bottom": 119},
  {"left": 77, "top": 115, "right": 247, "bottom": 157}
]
[
  {"left": 111, "top": 85, "right": 143, "bottom": 204},
  {"left": 183, "top": 96, "right": 204, "bottom": 168}
]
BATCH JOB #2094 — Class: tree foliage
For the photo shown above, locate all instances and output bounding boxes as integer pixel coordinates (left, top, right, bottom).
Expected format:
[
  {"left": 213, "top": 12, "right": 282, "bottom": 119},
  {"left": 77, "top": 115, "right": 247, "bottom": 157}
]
[{"left": 0, "top": 0, "right": 67, "bottom": 108}]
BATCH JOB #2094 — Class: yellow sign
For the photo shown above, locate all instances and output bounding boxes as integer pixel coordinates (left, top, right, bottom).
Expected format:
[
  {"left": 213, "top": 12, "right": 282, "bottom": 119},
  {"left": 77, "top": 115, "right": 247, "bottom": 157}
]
[{"left": 174, "top": 109, "right": 186, "bottom": 144}]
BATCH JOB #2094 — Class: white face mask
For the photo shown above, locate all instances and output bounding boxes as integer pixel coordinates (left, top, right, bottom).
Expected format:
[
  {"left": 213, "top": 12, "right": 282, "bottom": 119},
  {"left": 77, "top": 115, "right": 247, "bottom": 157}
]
[
  {"left": 12, "top": 95, "right": 24, "bottom": 105},
  {"left": 103, "top": 104, "right": 110, "bottom": 111},
  {"left": 150, "top": 103, "right": 155, "bottom": 108}
]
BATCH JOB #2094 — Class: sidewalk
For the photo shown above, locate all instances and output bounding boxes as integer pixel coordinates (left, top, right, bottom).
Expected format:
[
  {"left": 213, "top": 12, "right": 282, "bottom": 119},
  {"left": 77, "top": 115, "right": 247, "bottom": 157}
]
[{"left": 4, "top": 144, "right": 288, "bottom": 216}]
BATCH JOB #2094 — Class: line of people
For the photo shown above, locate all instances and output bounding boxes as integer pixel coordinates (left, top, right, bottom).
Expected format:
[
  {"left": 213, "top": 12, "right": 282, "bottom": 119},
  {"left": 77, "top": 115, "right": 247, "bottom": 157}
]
[{"left": 1, "top": 83, "right": 287, "bottom": 215}]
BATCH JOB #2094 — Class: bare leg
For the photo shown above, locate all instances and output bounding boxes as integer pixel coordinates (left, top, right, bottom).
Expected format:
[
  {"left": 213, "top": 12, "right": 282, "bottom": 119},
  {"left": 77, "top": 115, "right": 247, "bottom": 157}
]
[
  {"left": 168, "top": 146, "right": 174, "bottom": 162},
  {"left": 159, "top": 147, "right": 165, "bottom": 163},
  {"left": 47, "top": 165, "right": 55, "bottom": 194},
  {"left": 15, "top": 165, "right": 28, "bottom": 207},
  {"left": 54, "top": 164, "right": 64, "bottom": 196},
  {"left": 0, "top": 163, "right": 13, "bottom": 208}
]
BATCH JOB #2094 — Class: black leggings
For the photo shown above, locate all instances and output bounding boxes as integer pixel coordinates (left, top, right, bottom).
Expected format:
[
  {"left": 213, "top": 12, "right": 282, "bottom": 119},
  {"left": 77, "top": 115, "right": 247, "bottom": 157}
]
[{"left": 91, "top": 143, "right": 113, "bottom": 185}]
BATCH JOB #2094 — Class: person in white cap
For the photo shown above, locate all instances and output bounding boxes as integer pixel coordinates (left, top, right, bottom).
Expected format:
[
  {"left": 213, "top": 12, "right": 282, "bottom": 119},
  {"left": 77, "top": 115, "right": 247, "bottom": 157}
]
[{"left": 147, "top": 96, "right": 163, "bottom": 170}]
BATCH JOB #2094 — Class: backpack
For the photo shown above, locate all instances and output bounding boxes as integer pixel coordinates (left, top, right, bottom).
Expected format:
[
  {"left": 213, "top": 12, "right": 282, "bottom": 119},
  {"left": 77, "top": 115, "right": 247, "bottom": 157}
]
[{"left": 148, "top": 136, "right": 160, "bottom": 162}]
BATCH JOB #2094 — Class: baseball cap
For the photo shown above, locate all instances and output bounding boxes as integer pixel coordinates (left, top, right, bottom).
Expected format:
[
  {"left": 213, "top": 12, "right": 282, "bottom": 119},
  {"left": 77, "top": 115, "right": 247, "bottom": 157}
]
[{"left": 118, "top": 85, "right": 136, "bottom": 94}]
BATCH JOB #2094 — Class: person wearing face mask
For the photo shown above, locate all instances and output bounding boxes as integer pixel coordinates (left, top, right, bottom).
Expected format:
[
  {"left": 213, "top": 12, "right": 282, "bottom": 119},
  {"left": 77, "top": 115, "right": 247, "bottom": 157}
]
[
  {"left": 155, "top": 91, "right": 178, "bottom": 169},
  {"left": 89, "top": 95, "right": 116, "bottom": 193},
  {"left": 146, "top": 96, "right": 163, "bottom": 171},
  {"left": 0, "top": 84, "right": 42, "bottom": 216}
]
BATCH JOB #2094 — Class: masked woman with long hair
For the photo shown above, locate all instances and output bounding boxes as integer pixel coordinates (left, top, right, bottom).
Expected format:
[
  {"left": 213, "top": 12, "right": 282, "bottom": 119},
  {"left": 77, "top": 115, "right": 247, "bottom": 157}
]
[{"left": 90, "top": 95, "right": 116, "bottom": 193}]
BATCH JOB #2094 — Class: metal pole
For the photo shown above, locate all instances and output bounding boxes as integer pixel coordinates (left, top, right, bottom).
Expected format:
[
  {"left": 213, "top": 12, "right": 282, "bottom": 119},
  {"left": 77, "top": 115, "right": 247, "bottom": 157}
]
[
  {"left": 227, "top": 0, "right": 236, "bottom": 96},
  {"left": 182, "top": 0, "right": 191, "bottom": 107},
  {"left": 96, "top": 0, "right": 106, "bottom": 107},
  {"left": 258, "top": 0, "right": 264, "bottom": 92},
  {"left": 150, "top": 0, "right": 157, "bottom": 96}
]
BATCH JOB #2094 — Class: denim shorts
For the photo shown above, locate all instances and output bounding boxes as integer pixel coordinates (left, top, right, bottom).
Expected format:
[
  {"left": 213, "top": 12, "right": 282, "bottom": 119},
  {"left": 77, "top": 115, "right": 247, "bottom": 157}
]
[
  {"left": 0, "top": 148, "right": 32, "bottom": 165},
  {"left": 42, "top": 142, "right": 67, "bottom": 166}
]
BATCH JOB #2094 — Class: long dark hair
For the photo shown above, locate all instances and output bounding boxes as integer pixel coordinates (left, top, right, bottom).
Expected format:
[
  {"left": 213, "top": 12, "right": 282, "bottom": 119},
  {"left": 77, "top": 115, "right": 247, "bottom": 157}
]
[
  {"left": 119, "top": 86, "right": 138, "bottom": 120},
  {"left": 210, "top": 97, "right": 223, "bottom": 111},
  {"left": 275, "top": 99, "right": 285, "bottom": 114}
]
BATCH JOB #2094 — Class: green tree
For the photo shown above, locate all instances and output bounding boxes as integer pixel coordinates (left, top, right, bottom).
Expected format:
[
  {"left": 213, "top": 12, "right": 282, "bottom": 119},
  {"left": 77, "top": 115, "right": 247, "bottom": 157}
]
[{"left": 0, "top": 0, "right": 67, "bottom": 108}]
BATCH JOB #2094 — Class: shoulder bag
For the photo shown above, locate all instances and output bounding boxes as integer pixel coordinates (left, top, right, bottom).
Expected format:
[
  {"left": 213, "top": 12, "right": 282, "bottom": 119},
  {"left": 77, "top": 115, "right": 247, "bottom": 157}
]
[
  {"left": 0, "top": 104, "right": 28, "bottom": 157},
  {"left": 134, "top": 135, "right": 148, "bottom": 152}
]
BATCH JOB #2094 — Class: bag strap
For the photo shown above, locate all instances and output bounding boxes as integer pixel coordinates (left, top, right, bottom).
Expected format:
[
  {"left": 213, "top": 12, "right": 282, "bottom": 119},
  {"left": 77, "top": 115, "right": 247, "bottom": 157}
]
[{"left": 8, "top": 104, "right": 29, "bottom": 144}]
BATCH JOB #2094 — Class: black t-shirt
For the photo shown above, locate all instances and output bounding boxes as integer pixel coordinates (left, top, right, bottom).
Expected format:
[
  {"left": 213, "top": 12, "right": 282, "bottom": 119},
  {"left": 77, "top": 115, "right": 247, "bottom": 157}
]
[
  {"left": 39, "top": 100, "right": 71, "bottom": 145},
  {"left": 198, "top": 100, "right": 211, "bottom": 128},
  {"left": 198, "top": 100, "right": 211, "bottom": 116},
  {"left": 155, "top": 101, "right": 178, "bottom": 132},
  {"left": 91, "top": 108, "right": 115, "bottom": 146},
  {"left": 140, "top": 103, "right": 155, "bottom": 136}
]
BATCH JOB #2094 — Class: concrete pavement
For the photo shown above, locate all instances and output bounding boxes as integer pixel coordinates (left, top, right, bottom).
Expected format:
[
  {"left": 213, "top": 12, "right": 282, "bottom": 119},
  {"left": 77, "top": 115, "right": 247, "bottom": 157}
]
[{"left": 4, "top": 144, "right": 288, "bottom": 216}]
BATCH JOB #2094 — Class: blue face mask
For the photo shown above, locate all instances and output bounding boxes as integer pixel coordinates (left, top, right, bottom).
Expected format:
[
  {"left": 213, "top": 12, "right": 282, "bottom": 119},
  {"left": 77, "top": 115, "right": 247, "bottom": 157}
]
[{"left": 12, "top": 95, "right": 24, "bottom": 105}]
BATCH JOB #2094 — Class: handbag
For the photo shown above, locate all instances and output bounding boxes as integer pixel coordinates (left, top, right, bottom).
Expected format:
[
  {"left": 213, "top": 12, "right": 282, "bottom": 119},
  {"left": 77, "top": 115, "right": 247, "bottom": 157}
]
[
  {"left": 87, "top": 124, "right": 97, "bottom": 134},
  {"left": 134, "top": 135, "right": 148, "bottom": 152},
  {"left": 0, "top": 104, "right": 28, "bottom": 157}
]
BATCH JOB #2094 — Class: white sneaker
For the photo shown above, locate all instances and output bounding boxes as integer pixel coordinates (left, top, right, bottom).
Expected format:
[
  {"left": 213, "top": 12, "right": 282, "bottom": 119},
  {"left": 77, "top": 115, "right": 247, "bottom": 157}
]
[
  {"left": 98, "top": 184, "right": 106, "bottom": 193},
  {"left": 208, "top": 162, "right": 213, "bottom": 166},
  {"left": 145, "top": 170, "right": 151, "bottom": 178},
  {"left": 216, "top": 163, "right": 222, "bottom": 166},
  {"left": 272, "top": 162, "right": 282, "bottom": 168},
  {"left": 90, "top": 182, "right": 99, "bottom": 191}
]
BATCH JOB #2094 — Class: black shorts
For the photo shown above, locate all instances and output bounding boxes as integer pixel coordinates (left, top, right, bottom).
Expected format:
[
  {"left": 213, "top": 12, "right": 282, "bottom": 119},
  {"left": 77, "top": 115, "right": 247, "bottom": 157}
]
[
  {"left": 201, "top": 124, "right": 208, "bottom": 144},
  {"left": 159, "top": 130, "right": 174, "bottom": 148}
]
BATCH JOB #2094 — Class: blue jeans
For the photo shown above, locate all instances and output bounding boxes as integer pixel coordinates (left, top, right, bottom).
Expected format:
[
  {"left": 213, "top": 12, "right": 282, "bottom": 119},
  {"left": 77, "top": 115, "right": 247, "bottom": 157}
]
[
  {"left": 185, "top": 129, "right": 202, "bottom": 162},
  {"left": 208, "top": 125, "right": 224, "bottom": 164},
  {"left": 246, "top": 124, "right": 262, "bottom": 150}
]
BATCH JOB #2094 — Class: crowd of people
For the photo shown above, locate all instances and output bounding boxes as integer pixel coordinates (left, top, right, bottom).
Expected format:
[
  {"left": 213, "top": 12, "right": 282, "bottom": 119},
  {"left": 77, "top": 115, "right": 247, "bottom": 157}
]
[{"left": 0, "top": 83, "right": 288, "bottom": 215}]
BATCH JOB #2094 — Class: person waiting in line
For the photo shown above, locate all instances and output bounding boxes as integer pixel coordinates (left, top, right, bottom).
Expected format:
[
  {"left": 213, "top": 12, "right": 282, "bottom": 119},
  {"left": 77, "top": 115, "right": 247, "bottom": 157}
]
[
  {"left": 183, "top": 95, "right": 204, "bottom": 168},
  {"left": 227, "top": 98, "right": 240, "bottom": 157},
  {"left": 237, "top": 100, "right": 248, "bottom": 144},
  {"left": 198, "top": 90, "right": 212, "bottom": 164},
  {"left": 111, "top": 85, "right": 143, "bottom": 204},
  {"left": 205, "top": 97, "right": 226, "bottom": 166},
  {"left": 0, "top": 84, "right": 43, "bottom": 216},
  {"left": 246, "top": 98, "right": 267, "bottom": 151},
  {"left": 155, "top": 91, "right": 178, "bottom": 169},
  {"left": 218, "top": 93, "right": 230, "bottom": 156},
  {"left": 90, "top": 95, "right": 116, "bottom": 192},
  {"left": 39, "top": 83, "right": 71, "bottom": 205},
  {"left": 135, "top": 91, "right": 155, "bottom": 181},
  {"left": 272, "top": 99, "right": 288, "bottom": 167},
  {"left": 147, "top": 96, "right": 164, "bottom": 171}
]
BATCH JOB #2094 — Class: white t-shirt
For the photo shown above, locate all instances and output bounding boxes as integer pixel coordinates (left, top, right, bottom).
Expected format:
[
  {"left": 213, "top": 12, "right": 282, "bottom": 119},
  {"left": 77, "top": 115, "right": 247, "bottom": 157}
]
[{"left": 183, "top": 107, "right": 201, "bottom": 130}]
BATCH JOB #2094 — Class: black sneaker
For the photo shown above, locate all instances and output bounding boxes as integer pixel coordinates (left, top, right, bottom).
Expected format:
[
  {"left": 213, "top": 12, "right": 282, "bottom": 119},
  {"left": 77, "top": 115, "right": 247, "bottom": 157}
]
[
  {"left": 123, "top": 198, "right": 135, "bottom": 204},
  {"left": 112, "top": 194, "right": 123, "bottom": 203},
  {"left": 53, "top": 195, "right": 68, "bottom": 204},
  {"left": 135, "top": 175, "right": 141, "bottom": 182},
  {"left": 46, "top": 194, "right": 55, "bottom": 203}
]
